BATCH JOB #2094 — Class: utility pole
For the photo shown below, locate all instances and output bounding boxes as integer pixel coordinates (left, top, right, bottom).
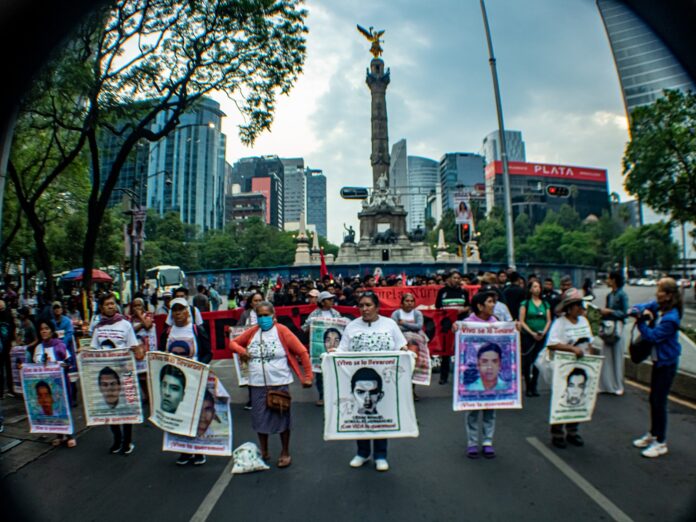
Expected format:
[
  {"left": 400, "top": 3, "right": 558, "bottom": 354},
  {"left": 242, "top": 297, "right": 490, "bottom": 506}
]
[{"left": 480, "top": 0, "right": 515, "bottom": 269}]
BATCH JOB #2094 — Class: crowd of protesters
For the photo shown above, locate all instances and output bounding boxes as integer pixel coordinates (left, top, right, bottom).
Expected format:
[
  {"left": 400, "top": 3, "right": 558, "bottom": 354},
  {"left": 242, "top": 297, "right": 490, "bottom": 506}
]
[{"left": 0, "top": 267, "right": 684, "bottom": 466}]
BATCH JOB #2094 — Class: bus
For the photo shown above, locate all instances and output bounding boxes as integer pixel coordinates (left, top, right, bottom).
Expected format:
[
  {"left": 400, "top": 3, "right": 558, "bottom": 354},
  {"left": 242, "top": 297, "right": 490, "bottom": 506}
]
[{"left": 145, "top": 265, "right": 186, "bottom": 297}]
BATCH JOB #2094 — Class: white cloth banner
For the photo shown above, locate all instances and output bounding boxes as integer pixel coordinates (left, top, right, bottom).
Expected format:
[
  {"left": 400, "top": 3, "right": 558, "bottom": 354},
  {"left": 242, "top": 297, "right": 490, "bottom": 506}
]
[
  {"left": 321, "top": 351, "right": 418, "bottom": 440},
  {"left": 147, "top": 352, "right": 210, "bottom": 437},
  {"left": 549, "top": 352, "right": 603, "bottom": 424}
]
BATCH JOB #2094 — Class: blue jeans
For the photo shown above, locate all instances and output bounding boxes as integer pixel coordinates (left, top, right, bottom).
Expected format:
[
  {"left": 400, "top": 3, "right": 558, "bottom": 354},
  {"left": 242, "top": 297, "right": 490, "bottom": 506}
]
[
  {"left": 466, "top": 409, "right": 496, "bottom": 446},
  {"left": 357, "top": 439, "right": 388, "bottom": 459},
  {"left": 650, "top": 364, "right": 677, "bottom": 443}
]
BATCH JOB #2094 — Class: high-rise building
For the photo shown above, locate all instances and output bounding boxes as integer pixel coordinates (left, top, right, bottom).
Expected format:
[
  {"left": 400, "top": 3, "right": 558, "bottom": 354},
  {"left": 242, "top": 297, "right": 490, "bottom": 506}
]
[
  {"left": 101, "top": 137, "right": 152, "bottom": 208},
  {"left": 389, "top": 139, "right": 409, "bottom": 213},
  {"left": 481, "top": 130, "right": 526, "bottom": 166},
  {"left": 406, "top": 156, "right": 438, "bottom": 231},
  {"left": 597, "top": 0, "right": 695, "bottom": 116},
  {"left": 305, "top": 168, "right": 327, "bottom": 238},
  {"left": 280, "top": 157, "right": 305, "bottom": 227},
  {"left": 230, "top": 155, "right": 285, "bottom": 229},
  {"left": 439, "top": 153, "right": 486, "bottom": 212},
  {"left": 225, "top": 192, "right": 266, "bottom": 222}
]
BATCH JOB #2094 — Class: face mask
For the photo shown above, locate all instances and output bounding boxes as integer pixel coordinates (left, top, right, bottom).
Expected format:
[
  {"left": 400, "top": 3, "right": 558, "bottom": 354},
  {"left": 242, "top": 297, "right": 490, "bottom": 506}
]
[{"left": 258, "top": 316, "right": 274, "bottom": 331}]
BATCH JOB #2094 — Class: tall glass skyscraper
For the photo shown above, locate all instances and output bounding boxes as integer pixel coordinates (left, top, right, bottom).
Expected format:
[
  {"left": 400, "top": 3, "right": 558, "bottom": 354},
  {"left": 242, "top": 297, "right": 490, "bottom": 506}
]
[
  {"left": 389, "top": 139, "right": 409, "bottom": 213},
  {"left": 597, "top": 0, "right": 695, "bottom": 114},
  {"left": 305, "top": 168, "right": 327, "bottom": 238},
  {"left": 280, "top": 157, "right": 305, "bottom": 226},
  {"left": 406, "top": 156, "right": 438, "bottom": 231},
  {"left": 480, "top": 130, "right": 526, "bottom": 166},
  {"left": 439, "top": 153, "right": 485, "bottom": 212}
]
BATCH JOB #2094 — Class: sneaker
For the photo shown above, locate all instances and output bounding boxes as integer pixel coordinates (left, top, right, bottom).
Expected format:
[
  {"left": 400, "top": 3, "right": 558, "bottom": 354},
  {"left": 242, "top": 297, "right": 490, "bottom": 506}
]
[
  {"left": 315, "top": 399, "right": 324, "bottom": 407},
  {"left": 566, "top": 434, "right": 584, "bottom": 447},
  {"left": 243, "top": 402, "right": 252, "bottom": 411},
  {"left": 482, "top": 445, "right": 496, "bottom": 459},
  {"left": 119, "top": 443, "right": 135, "bottom": 455},
  {"left": 642, "top": 442, "right": 668, "bottom": 458},
  {"left": 633, "top": 433, "right": 655, "bottom": 449},
  {"left": 551, "top": 438, "right": 567, "bottom": 449},
  {"left": 467, "top": 445, "right": 479, "bottom": 459},
  {"left": 375, "top": 459, "right": 389, "bottom": 472},
  {"left": 109, "top": 441, "right": 122, "bottom": 454},
  {"left": 193, "top": 454, "right": 207, "bottom": 466},
  {"left": 176, "top": 454, "right": 194, "bottom": 466},
  {"left": 349, "top": 455, "right": 370, "bottom": 468}
]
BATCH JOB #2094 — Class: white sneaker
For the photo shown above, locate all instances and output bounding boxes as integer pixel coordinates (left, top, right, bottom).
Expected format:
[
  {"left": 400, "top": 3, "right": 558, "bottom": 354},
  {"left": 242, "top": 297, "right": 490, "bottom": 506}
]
[
  {"left": 375, "top": 459, "right": 389, "bottom": 472},
  {"left": 632, "top": 433, "right": 655, "bottom": 448},
  {"left": 642, "top": 442, "right": 668, "bottom": 458},
  {"left": 349, "top": 455, "right": 370, "bottom": 468}
]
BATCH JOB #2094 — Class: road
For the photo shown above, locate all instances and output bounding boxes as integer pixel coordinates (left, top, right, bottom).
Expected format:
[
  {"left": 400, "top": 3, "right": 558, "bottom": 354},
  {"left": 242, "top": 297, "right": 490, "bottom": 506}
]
[{"left": 2, "top": 358, "right": 696, "bottom": 522}]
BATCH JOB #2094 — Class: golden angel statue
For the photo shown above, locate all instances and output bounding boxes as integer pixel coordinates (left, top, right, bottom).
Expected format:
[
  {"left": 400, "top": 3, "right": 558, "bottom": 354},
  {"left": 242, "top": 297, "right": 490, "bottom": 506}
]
[{"left": 357, "top": 24, "right": 385, "bottom": 58}]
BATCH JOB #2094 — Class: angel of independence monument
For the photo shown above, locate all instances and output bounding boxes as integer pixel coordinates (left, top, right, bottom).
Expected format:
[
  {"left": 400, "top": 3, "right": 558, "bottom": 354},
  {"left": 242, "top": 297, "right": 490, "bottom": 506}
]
[{"left": 337, "top": 26, "right": 433, "bottom": 264}]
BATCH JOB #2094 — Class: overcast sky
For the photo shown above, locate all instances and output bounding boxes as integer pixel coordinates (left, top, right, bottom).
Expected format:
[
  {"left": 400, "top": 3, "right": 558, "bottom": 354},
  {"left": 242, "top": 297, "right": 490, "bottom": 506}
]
[{"left": 214, "top": 0, "right": 630, "bottom": 245}]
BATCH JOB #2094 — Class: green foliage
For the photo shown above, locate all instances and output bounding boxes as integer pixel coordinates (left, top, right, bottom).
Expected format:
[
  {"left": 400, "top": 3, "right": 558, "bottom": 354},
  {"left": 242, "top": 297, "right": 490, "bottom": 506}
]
[
  {"left": 624, "top": 89, "right": 696, "bottom": 223},
  {"left": 609, "top": 222, "right": 679, "bottom": 271}
]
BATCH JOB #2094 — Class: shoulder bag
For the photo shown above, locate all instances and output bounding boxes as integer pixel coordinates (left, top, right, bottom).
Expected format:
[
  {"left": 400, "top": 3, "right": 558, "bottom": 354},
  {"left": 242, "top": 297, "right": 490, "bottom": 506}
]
[
  {"left": 628, "top": 322, "right": 652, "bottom": 364},
  {"left": 260, "top": 331, "right": 292, "bottom": 413}
]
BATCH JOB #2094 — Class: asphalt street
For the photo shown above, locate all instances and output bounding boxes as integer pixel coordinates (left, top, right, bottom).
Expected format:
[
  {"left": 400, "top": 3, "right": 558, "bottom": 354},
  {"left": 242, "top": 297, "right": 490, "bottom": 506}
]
[{"left": 2, "top": 358, "right": 696, "bottom": 522}]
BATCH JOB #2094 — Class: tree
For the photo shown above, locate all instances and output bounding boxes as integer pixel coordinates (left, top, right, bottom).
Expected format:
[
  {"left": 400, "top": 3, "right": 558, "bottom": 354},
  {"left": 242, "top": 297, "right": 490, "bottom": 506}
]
[
  {"left": 609, "top": 222, "right": 679, "bottom": 271},
  {"left": 624, "top": 89, "right": 696, "bottom": 224},
  {"left": 10, "top": 0, "right": 308, "bottom": 296}
]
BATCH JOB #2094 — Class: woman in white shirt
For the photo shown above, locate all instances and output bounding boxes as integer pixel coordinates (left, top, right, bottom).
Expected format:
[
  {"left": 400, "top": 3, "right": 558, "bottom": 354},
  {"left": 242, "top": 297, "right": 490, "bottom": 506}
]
[
  {"left": 545, "top": 288, "right": 593, "bottom": 449},
  {"left": 337, "top": 291, "right": 407, "bottom": 472}
]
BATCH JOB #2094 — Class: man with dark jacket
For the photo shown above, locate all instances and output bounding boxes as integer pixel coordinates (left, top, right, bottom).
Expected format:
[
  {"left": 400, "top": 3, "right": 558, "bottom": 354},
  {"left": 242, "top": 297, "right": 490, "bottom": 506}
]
[{"left": 502, "top": 272, "right": 527, "bottom": 321}]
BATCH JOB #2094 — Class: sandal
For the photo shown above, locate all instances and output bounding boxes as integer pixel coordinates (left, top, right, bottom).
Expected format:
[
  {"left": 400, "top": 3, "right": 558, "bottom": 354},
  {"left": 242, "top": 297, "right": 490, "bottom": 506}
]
[
  {"left": 51, "top": 437, "right": 64, "bottom": 447},
  {"left": 66, "top": 437, "right": 77, "bottom": 448},
  {"left": 277, "top": 455, "right": 292, "bottom": 468}
]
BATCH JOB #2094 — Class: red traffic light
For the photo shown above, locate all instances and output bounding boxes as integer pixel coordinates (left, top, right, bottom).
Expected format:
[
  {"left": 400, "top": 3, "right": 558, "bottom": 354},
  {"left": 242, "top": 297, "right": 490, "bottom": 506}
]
[
  {"left": 545, "top": 185, "right": 570, "bottom": 197},
  {"left": 458, "top": 223, "right": 471, "bottom": 244}
]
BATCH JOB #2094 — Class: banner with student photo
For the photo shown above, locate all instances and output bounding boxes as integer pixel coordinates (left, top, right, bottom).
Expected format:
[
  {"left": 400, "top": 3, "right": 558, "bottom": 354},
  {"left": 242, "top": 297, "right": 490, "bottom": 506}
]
[
  {"left": 163, "top": 374, "right": 232, "bottom": 456},
  {"left": 20, "top": 363, "right": 74, "bottom": 434},
  {"left": 309, "top": 317, "right": 350, "bottom": 372},
  {"left": 11, "top": 345, "right": 27, "bottom": 395},
  {"left": 78, "top": 349, "right": 143, "bottom": 425},
  {"left": 453, "top": 321, "right": 521, "bottom": 411},
  {"left": 135, "top": 327, "right": 158, "bottom": 373},
  {"left": 322, "top": 351, "right": 419, "bottom": 440},
  {"left": 147, "top": 352, "right": 210, "bottom": 437},
  {"left": 405, "top": 332, "right": 431, "bottom": 386},
  {"left": 229, "top": 326, "right": 251, "bottom": 386},
  {"left": 549, "top": 352, "right": 603, "bottom": 425}
]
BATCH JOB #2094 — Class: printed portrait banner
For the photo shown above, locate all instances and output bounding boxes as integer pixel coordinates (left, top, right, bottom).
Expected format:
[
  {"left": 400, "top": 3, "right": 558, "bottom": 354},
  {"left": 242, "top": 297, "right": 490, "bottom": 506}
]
[
  {"left": 322, "top": 351, "right": 419, "bottom": 441},
  {"left": 163, "top": 374, "right": 232, "bottom": 456},
  {"left": 147, "top": 352, "right": 210, "bottom": 437},
  {"left": 11, "top": 345, "right": 27, "bottom": 395},
  {"left": 309, "top": 317, "right": 350, "bottom": 373},
  {"left": 229, "top": 326, "right": 251, "bottom": 386},
  {"left": 135, "top": 328, "right": 158, "bottom": 373},
  {"left": 453, "top": 193, "right": 473, "bottom": 225},
  {"left": 549, "top": 352, "right": 604, "bottom": 425},
  {"left": 405, "top": 332, "right": 432, "bottom": 386},
  {"left": 453, "top": 321, "right": 522, "bottom": 411},
  {"left": 78, "top": 349, "right": 143, "bottom": 425},
  {"left": 20, "top": 363, "right": 74, "bottom": 435}
]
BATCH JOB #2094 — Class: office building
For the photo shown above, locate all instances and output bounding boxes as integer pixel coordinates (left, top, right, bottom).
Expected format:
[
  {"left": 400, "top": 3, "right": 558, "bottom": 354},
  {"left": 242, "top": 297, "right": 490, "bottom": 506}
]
[
  {"left": 230, "top": 155, "right": 285, "bottom": 229},
  {"left": 406, "top": 156, "right": 438, "bottom": 231},
  {"left": 101, "top": 137, "right": 152, "bottom": 208},
  {"left": 389, "top": 139, "right": 409, "bottom": 212},
  {"left": 439, "top": 153, "right": 486, "bottom": 212},
  {"left": 280, "top": 158, "right": 306, "bottom": 227},
  {"left": 485, "top": 160, "right": 610, "bottom": 224},
  {"left": 225, "top": 192, "right": 266, "bottom": 222},
  {"left": 481, "top": 130, "right": 526, "bottom": 166},
  {"left": 305, "top": 168, "right": 327, "bottom": 238}
]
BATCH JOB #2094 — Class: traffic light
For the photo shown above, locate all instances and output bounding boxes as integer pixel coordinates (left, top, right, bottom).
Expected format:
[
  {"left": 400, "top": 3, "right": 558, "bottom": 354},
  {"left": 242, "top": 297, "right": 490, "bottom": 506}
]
[
  {"left": 466, "top": 245, "right": 473, "bottom": 257},
  {"left": 457, "top": 222, "right": 471, "bottom": 245},
  {"left": 545, "top": 185, "right": 570, "bottom": 197},
  {"left": 340, "top": 187, "right": 369, "bottom": 200}
]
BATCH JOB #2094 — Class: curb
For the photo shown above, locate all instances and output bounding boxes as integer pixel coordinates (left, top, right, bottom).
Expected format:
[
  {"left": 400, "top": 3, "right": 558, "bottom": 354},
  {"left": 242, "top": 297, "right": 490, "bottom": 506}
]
[{"left": 624, "top": 357, "right": 696, "bottom": 403}]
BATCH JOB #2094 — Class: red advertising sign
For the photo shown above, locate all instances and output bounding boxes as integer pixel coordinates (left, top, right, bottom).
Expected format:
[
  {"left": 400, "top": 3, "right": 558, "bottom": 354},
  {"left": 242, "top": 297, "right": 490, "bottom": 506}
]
[
  {"left": 251, "top": 177, "right": 272, "bottom": 224},
  {"left": 485, "top": 161, "right": 607, "bottom": 183}
]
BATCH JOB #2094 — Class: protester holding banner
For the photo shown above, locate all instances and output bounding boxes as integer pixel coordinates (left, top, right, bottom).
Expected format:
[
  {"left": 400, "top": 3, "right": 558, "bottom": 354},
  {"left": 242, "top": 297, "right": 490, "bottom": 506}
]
[
  {"left": 158, "top": 297, "right": 212, "bottom": 465},
  {"left": 230, "top": 301, "right": 313, "bottom": 469},
  {"left": 90, "top": 293, "right": 139, "bottom": 455},
  {"left": 129, "top": 297, "right": 156, "bottom": 402},
  {"left": 545, "top": 288, "right": 594, "bottom": 449},
  {"left": 435, "top": 270, "right": 470, "bottom": 385},
  {"left": 598, "top": 271, "right": 629, "bottom": 396},
  {"left": 519, "top": 280, "right": 551, "bottom": 397},
  {"left": 628, "top": 278, "right": 682, "bottom": 459},
  {"left": 239, "top": 291, "right": 265, "bottom": 410},
  {"left": 166, "top": 287, "right": 204, "bottom": 327},
  {"left": 337, "top": 292, "right": 407, "bottom": 472},
  {"left": 303, "top": 291, "right": 342, "bottom": 406},
  {"left": 391, "top": 293, "right": 431, "bottom": 392}
]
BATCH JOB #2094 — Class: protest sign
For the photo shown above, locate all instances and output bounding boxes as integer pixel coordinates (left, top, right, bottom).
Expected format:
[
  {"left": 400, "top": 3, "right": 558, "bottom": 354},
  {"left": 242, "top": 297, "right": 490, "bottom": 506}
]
[
  {"left": 453, "top": 321, "right": 521, "bottom": 411},
  {"left": 78, "top": 349, "right": 143, "bottom": 425},
  {"left": 404, "top": 332, "right": 431, "bottom": 385},
  {"left": 135, "top": 326, "right": 158, "bottom": 373},
  {"left": 549, "top": 351, "right": 603, "bottom": 425},
  {"left": 11, "top": 345, "right": 27, "bottom": 395},
  {"left": 20, "top": 363, "right": 74, "bottom": 434},
  {"left": 147, "top": 352, "right": 210, "bottom": 436},
  {"left": 163, "top": 374, "right": 232, "bottom": 456},
  {"left": 309, "top": 317, "right": 350, "bottom": 372},
  {"left": 229, "top": 326, "right": 251, "bottom": 386},
  {"left": 322, "top": 351, "right": 419, "bottom": 440}
]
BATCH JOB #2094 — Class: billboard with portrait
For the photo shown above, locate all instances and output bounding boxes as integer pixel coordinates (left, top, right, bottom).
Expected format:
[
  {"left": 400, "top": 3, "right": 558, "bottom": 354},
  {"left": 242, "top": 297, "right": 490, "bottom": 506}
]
[
  {"left": 20, "top": 363, "right": 74, "bottom": 434},
  {"left": 453, "top": 321, "right": 521, "bottom": 411},
  {"left": 549, "top": 351, "right": 603, "bottom": 424},
  {"left": 78, "top": 348, "right": 143, "bottom": 425},
  {"left": 453, "top": 193, "right": 473, "bottom": 225},
  {"left": 309, "top": 317, "right": 350, "bottom": 372},
  {"left": 322, "top": 351, "right": 418, "bottom": 440},
  {"left": 11, "top": 345, "right": 27, "bottom": 395},
  {"left": 146, "top": 352, "right": 210, "bottom": 437},
  {"left": 163, "top": 374, "right": 232, "bottom": 456}
]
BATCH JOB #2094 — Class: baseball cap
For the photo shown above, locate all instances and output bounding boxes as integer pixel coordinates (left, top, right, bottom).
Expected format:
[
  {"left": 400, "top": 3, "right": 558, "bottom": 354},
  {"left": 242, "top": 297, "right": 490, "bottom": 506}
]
[
  {"left": 318, "top": 291, "right": 335, "bottom": 302},
  {"left": 170, "top": 297, "right": 189, "bottom": 309},
  {"left": 308, "top": 289, "right": 320, "bottom": 297}
]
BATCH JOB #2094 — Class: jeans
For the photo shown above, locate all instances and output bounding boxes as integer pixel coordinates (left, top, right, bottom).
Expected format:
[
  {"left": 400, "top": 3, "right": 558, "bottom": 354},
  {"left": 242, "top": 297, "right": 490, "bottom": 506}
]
[
  {"left": 440, "top": 356, "right": 451, "bottom": 382},
  {"left": 650, "top": 364, "right": 677, "bottom": 443},
  {"left": 356, "top": 439, "right": 387, "bottom": 459},
  {"left": 315, "top": 372, "right": 323, "bottom": 400},
  {"left": 466, "top": 409, "right": 496, "bottom": 446},
  {"left": 550, "top": 422, "right": 579, "bottom": 439},
  {"left": 110, "top": 424, "right": 133, "bottom": 447},
  {"left": 521, "top": 332, "right": 543, "bottom": 391}
]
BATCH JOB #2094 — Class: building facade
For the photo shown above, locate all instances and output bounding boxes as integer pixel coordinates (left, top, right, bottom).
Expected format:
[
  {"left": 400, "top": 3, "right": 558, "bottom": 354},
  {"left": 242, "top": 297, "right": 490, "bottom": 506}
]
[
  {"left": 406, "top": 156, "right": 438, "bottom": 231},
  {"left": 439, "top": 153, "right": 486, "bottom": 212},
  {"left": 480, "top": 130, "right": 526, "bottom": 166},
  {"left": 230, "top": 155, "right": 285, "bottom": 229},
  {"left": 225, "top": 192, "right": 266, "bottom": 222},
  {"left": 280, "top": 157, "right": 305, "bottom": 227},
  {"left": 305, "top": 168, "right": 327, "bottom": 238},
  {"left": 389, "top": 139, "right": 409, "bottom": 214}
]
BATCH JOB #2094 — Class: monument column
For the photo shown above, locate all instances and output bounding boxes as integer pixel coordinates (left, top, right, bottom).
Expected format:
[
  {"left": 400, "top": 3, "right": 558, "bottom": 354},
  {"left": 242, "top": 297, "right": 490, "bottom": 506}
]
[{"left": 367, "top": 58, "right": 390, "bottom": 188}]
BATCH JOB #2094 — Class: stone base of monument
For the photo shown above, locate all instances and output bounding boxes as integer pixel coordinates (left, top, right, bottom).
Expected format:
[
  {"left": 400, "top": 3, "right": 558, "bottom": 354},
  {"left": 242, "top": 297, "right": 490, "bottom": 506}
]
[{"left": 337, "top": 240, "right": 434, "bottom": 263}]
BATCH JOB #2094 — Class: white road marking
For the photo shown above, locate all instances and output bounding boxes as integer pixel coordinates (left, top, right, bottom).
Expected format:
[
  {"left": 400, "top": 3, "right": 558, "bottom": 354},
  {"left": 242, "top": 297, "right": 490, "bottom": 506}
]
[
  {"left": 189, "top": 457, "right": 235, "bottom": 522},
  {"left": 526, "top": 436, "right": 633, "bottom": 522}
]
